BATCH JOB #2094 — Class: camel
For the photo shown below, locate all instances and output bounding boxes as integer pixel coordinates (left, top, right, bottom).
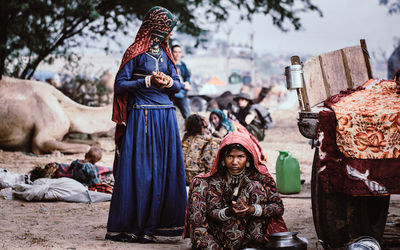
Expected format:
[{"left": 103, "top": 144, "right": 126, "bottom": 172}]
[{"left": 0, "top": 76, "right": 115, "bottom": 155}]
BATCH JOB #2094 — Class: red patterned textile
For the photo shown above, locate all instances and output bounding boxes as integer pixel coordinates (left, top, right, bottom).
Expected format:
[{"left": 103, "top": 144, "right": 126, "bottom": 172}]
[
  {"left": 317, "top": 110, "right": 400, "bottom": 196},
  {"left": 183, "top": 132, "right": 287, "bottom": 248},
  {"left": 232, "top": 120, "right": 266, "bottom": 160},
  {"left": 88, "top": 183, "right": 113, "bottom": 194},
  {"left": 332, "top": 79, "right": 400, "bottom": 159},
  {"left": 201, "top": 131, "right": 267, "bottom": 178}
]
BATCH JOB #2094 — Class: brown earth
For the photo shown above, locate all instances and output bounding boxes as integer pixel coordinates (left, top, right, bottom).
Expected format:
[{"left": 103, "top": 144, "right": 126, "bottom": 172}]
[{"left": 0, "top": 109, "right": 399, "bottom": 249}]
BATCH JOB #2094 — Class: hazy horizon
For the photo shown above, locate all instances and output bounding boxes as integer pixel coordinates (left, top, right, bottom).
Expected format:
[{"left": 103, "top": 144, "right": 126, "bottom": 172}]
[{"left": 210, "top": 0, "right": 400, "bottom": 57}]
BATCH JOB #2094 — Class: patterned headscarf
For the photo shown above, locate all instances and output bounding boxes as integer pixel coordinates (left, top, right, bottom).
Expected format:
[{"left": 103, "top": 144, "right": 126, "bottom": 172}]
[
  {"left": 118, "top": 6, "right": 177, "bottom": 72},
  {"left": 210, "top": 109, "right": 235, "bottom": 133},
  {"left": 199, "top": 131, "right": 268, "bottom": 178},
  {"left": 112, "top": 6, "right": 177, "bottom": 125}
]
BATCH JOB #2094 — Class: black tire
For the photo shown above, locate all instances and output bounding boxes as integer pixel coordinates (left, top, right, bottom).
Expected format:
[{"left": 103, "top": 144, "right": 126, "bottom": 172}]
[
  {"left": 189, "top": 97, "right": 204, "bottom": 112},
  {"left": 311, "top": 148, "right": 390, "bottom": 249}
]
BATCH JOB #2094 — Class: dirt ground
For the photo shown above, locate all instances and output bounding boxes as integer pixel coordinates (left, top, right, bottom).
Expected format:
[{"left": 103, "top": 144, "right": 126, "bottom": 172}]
[{"left": 0, "top": 109, "right": 399, "bottom": 249}]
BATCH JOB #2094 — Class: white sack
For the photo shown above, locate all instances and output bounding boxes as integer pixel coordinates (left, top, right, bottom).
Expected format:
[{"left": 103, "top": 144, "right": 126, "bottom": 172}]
[
  {"left": 13, "top": 177, "right": 111, "bottom": 203},
  {"left": 0, "top": 168, "right": 29, "bottom": 188}
]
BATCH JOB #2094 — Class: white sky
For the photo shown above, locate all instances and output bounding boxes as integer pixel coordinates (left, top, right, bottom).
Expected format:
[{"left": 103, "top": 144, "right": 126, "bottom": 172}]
[
  {"left": 65, "top": 0, "right": 399, "bottom": 79},
  {"left": 88, "top": 0, "right": 400, "bottom": 58},
  {"left": 212, "top": 0, "right": 400, "bottom": 57}
]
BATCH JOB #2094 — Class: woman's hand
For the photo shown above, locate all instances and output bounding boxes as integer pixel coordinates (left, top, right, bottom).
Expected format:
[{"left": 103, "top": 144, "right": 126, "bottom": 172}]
[
  {"left": 202, "top": 118, "right": 212, "bottom": 134},
  {"left": 230, "top": 201, "right": 249, "bottom": 218},
  {"left": 247, "top": 205, "right": 256, "bottom": 215},
  {"left": 183, "top": 81, "right": 192, "bottom": 90},
  {"left": 151, "top": 72, "right": 170, "bottom": 89},
  {"left": 227, "top": 201, "right": 257, "bottom": 218}
]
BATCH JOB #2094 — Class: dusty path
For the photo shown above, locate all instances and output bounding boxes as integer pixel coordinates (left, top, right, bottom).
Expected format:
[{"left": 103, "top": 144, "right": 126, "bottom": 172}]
[{"left": 0, "top": 109, "right": 399, "bottom": 249}]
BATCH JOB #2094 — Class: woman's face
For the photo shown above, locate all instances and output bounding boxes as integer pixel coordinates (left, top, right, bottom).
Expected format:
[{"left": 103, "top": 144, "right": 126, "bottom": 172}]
[
  {"left": 224, "top": 148, "right": 247, "bottom": 175},
  {"left": 238, "top": 98, "right": 249, "bottom": 109},
  {"left": 210, "top": 113, "right": 220, "bottom": 128}
]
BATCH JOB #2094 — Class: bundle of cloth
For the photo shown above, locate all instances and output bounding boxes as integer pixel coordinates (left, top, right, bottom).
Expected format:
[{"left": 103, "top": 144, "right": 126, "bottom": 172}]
[
  {"left": 13, "top": 177, "right": 111, "bottom": 203},
  {"left": 0, "top": 168, "right": 111, "bottom": 203},
  {"left": 0, "top": 168, "right": 30, "bottom": 188},
  {"left": 317, "top": 79, "right": 400, "bottom": 196}
]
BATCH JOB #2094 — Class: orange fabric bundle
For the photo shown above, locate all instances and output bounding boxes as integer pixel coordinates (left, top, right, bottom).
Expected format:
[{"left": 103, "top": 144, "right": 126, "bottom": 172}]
[{"left": 332, "top": 79, "right": 400, "bottom": 159}]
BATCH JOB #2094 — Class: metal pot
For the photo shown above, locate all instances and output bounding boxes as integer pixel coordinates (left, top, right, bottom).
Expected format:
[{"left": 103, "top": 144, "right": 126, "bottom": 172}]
[
  {"left": 265, "top": 232, "right": 307, "bottom": 250},
  {"left": 345, "top": 236, "right": 381, "bottom": 250},
  {"left": 285, "top": 65, "right": 303, "bottom": 89},
  {"left": 297, "top": 111, "right": 319, "bottom": 139}
]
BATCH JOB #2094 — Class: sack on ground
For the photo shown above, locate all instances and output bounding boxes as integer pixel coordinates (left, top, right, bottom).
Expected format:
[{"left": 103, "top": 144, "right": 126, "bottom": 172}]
[
  {"left": 13, "top": 177, "right": 111, "bottom": 203},
  {"left": 246, "top": 123, "right": 265, "bottom": 141},
  {"left": 0, "top": 168, "right": 30, "bottom": 188}
]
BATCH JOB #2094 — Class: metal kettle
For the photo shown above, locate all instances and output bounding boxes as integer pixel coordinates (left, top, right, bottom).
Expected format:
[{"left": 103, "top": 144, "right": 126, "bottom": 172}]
[{"left": 264, "top": 232, "right": 308, "bottom": 250}]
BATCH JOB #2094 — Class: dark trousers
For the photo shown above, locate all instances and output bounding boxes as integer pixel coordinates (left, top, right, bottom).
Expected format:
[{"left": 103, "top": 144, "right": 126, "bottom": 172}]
[{"left": 174, "top": 97, "right": 190, "bottom": 119}]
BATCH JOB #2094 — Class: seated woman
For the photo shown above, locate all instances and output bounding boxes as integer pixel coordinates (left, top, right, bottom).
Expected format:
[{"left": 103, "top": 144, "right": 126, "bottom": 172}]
[
  {"left": 184, "top": 131, "right": 287, "bottom": 249},
  {"left": 209, "top": 109, "right": 248, "bottom": 138},
  {"left": 182, "top": 114, "right": 221, "bottom": 185}
]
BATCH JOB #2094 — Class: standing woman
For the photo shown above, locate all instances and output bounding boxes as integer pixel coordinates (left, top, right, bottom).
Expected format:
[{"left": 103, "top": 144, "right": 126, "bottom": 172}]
[{"left": 106, "top": 6, "right": 187, "bottom": 243}]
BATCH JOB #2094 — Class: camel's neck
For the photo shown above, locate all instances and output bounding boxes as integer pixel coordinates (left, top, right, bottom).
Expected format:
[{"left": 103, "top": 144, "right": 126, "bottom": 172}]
[{"left": 65, "top": 104, "right": 114, "bottom": 134}]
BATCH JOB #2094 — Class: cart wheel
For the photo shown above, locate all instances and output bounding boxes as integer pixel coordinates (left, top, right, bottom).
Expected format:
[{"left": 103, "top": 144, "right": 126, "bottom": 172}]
[{"left": 311, "top": 148, "right": 390, "bottom": 249}]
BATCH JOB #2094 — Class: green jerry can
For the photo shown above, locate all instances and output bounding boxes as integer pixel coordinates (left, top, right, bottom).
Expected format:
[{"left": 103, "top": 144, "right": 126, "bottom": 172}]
[{"left": 275, "top": 151, "right": 301, "bottom": 194}]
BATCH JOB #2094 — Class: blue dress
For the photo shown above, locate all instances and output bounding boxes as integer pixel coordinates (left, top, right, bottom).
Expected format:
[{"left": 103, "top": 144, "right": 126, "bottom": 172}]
[{"left": 107, "top": 50, "right": 187, "bottom": 237}]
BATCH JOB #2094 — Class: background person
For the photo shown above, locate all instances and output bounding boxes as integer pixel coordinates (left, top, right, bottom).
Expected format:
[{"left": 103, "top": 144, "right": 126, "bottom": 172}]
[
  {"left": 106, "top": 6, "right": 187, "bottom": 244},
  {"left": 182, "top": 114, "right": 221, "bottom": 185},
  {"left": 209, "top": 109, "right": 236, "bottom": 138},
  {"left": 231, "top": 92, "right": 273, "bottom": 141},
  {"left": 209, "top": 109, "right": 250, "bottom": 138},
  {"left": 172, "top": 44, "right": 191, "bottom": 119}
]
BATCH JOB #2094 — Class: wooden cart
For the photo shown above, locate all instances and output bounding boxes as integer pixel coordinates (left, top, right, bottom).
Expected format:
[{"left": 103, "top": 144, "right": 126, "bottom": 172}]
[{"left": 288, "top": 39, "right": 391, "bottom": 248}]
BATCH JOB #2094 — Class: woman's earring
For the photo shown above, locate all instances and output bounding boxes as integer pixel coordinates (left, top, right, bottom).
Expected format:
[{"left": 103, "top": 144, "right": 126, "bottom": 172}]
[
  {"left": 221, "top": 161, "right": 225, "bottom": 167},
  {"left": 246, "top": 161, "right": 250, "bottom": 168}
]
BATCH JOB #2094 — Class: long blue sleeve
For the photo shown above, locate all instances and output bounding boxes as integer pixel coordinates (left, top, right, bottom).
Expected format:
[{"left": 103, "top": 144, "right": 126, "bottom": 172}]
[
  {"left": 114, "top": 51, "right": 182, "bottom": 106},
  {"left": 167, "top": 57, "right": 183, "bottom": 93},
  {"left": 114, "top": 58, "right": 146, "bottom": 95}
]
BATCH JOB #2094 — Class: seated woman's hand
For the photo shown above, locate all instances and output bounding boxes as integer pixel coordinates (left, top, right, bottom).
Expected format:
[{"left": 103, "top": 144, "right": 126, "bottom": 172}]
[
  {"left": 229, "top": 201, "right": 249, "bottom": 218},
  {"left": 247, "top": 205, "right": 256, "bottom": 215}
]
